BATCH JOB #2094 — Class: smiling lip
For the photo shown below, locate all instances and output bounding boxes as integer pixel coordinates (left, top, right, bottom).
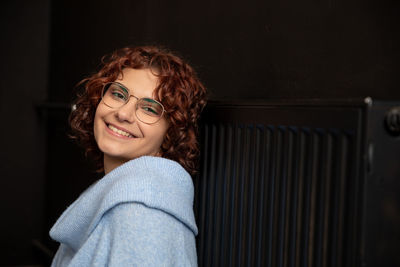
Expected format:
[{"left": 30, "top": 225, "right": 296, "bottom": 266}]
[{"left": 105, "top": 122, "right": 136, "bottom": 139}]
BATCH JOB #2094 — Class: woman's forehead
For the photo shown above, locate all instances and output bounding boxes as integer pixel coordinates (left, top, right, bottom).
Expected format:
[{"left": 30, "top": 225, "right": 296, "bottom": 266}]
[{"left": 115, "top": 68, "right": 159, "bottom": 99}]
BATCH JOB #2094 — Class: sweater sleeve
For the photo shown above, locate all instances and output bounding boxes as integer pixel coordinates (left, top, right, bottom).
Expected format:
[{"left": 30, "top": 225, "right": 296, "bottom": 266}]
[{"left": 70, "top": 202, "right": 197, "bottom": 267}]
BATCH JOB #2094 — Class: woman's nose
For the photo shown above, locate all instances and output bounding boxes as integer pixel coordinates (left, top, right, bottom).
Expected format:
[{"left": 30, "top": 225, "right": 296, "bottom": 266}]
[{"left": 115, "top": 96, "right": 137, "bottom": 123}]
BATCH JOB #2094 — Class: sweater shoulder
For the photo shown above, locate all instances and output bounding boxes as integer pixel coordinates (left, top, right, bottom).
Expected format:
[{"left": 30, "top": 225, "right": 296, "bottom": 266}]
[
  {"left": 50, "top": 157, "right": 198, "bottom": 252},
  {"left": 85, "top": 156, "right": 198, "bottom": 236}
]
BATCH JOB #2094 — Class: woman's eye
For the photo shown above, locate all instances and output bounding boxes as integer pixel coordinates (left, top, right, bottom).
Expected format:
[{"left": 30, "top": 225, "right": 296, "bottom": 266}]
[
  {"left": 143, "top": 106, "right": 158, "bottom": 115},
  {"left": 111, "top": 90, "right": 126, "bottom": 100}
]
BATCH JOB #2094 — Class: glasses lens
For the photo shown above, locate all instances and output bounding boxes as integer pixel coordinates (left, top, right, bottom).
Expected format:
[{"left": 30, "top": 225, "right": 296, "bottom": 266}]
[
  {"left": 136, "top": 98, "right": 164, "bottom": 124},
  {"left": 102, "top": 82, "right": 165, "bottom": 124},
  {"left": 102, "top": 83, "right": 128, "bottom": 108}
]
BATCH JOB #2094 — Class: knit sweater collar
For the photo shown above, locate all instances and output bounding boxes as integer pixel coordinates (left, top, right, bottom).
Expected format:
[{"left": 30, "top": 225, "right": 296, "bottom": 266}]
[{"left": 50, "top": 156, "right": 198, "bottom": 251}]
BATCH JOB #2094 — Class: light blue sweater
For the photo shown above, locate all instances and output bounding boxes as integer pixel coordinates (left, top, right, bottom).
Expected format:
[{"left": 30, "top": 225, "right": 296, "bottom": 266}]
[{"left": 50, "top": 156, "right": 198, "bottom": 266}]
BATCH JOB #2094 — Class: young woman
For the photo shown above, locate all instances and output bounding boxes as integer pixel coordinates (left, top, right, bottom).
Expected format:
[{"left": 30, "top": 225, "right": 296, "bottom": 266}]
[{"left": 49, "top": 46, "right": 207, "bottom": 266}]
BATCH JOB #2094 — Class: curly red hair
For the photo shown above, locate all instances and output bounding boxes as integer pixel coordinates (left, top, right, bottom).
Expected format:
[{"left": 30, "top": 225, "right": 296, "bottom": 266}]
[{"left": 69, "top": 46, "right": 207, "bottom": 176}]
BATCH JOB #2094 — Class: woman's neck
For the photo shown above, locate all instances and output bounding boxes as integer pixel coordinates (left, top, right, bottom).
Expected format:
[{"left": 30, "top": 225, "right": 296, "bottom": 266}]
[{"left": 103, "top": 154, "right": 127, "bottom": 174}]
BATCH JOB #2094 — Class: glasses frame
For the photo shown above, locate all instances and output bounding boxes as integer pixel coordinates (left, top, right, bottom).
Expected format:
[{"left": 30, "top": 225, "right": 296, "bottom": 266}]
[{"left": 101, "top": 82, "right": 166, "bottom": 125}]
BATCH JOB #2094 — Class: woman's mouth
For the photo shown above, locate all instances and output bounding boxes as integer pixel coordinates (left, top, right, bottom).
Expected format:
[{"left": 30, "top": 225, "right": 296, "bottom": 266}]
[{"left": 107, "top": 124, "right": 135, "bottom": 138}]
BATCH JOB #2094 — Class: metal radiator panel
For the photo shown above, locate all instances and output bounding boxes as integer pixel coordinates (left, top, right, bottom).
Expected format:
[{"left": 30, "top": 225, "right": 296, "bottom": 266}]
[{"left": 195, "top": 119, "right": 359, "bottom": 267}]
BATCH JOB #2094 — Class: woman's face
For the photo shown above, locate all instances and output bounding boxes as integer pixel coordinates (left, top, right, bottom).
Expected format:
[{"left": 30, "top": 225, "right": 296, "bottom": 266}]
[{"left": 94, "top": 68, "right": 169, "bottom": 171}]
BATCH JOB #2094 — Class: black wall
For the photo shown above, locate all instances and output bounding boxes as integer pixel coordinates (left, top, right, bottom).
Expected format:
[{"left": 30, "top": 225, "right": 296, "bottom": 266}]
[
  {"left": 50, "top": 0, "right": 400, "bottom": 102},
  {"left": 0, "top": 0, "right": 50, "bottom": 265},
  {"left": 1, "top": 0, "right": 400, "bottom": 265}
]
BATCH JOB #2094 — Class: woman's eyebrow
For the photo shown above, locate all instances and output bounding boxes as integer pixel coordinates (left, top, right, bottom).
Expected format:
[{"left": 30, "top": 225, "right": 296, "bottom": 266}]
[
  {"left": 115, "top": 82, "right": 130, "bottom": 95},
  {"left": 115, "top": 81, "right": 156, "bottom": 100}
]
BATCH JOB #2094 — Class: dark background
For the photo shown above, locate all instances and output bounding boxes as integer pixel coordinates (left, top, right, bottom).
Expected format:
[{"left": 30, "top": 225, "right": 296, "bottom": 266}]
[{"left": 1, "top": 0, "right": 399, "bottom": 265}]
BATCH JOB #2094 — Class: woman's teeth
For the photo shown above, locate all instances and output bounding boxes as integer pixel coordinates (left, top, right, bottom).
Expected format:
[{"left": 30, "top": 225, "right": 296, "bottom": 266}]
[{"left": 108, "top": 124, "right": 134, "bottom": 138}]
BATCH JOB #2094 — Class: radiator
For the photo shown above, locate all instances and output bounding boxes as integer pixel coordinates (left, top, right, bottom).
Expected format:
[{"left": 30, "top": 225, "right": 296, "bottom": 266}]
[{"left": 194, "top": 99, "right": 400, "bottom": 267}]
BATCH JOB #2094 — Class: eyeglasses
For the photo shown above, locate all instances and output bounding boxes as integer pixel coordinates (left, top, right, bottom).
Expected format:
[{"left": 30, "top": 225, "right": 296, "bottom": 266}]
[{"left": 101, "top": 82, "right": 165, "bottom": 124}]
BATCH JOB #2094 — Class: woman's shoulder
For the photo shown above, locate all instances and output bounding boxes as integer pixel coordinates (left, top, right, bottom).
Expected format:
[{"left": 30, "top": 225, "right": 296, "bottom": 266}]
[
  {"left": 103, "top": 156, "right": 194, "bottom": 199},
  {"left": 50, "top": 156, "right": 198, "bottom": 249},
  {"left": 89, "top": 156, "right": 198, "bottom": 235}
]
